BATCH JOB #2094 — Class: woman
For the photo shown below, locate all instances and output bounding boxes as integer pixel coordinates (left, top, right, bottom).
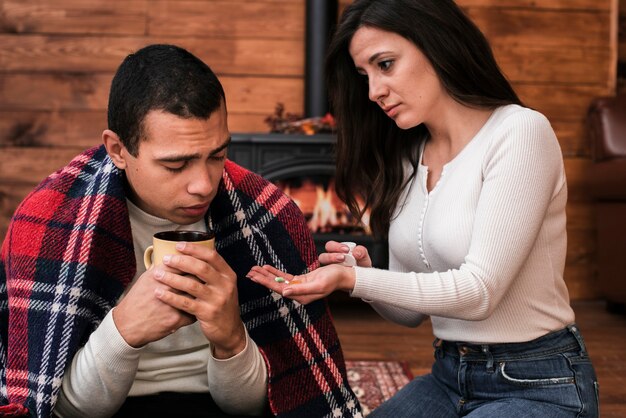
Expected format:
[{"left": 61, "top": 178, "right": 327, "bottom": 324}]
[{"left": 247, "top": 0, "right": 599, "bottom": 416}]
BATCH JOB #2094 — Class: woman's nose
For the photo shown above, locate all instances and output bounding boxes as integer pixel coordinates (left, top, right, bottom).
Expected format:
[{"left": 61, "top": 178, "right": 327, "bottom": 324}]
[{"left": 368, "top": 76, "right": 386, "bottom": 104}]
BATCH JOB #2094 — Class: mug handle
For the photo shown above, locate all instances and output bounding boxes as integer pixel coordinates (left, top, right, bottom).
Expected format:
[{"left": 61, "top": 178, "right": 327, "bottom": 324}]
[{"left": 144, "top": 245, "right": 154, "bottom": 269}]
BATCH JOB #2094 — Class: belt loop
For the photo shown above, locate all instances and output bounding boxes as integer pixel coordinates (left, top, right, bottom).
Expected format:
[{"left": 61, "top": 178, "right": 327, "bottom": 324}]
[
  {"left": 482, "top": 345, "right": 495, "bottom": 373},
  {"left": 433, "top": 338, "right": 444, "bottom": 359},
  {"left": 567, "top": 324, "right": 587, "bottom": 356}
]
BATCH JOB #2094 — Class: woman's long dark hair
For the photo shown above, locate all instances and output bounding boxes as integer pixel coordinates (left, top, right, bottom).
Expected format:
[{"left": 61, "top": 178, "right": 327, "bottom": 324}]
[{"left": 326, "top": 0, "right": 522, "bottom": 238}]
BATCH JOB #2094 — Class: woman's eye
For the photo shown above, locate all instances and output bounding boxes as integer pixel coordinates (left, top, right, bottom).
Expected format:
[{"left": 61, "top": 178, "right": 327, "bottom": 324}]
[{"left": 378, "top": 60, "right": 393, "bottom": 71}]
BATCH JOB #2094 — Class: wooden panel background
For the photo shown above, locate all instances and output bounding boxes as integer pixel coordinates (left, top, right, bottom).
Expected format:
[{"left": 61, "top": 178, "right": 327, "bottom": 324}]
[
  {"left": 0, "top": 0, "right": 619, "bottom": 299},
  {"left": 617, "top": 0, "right": 626, "bottom": 93}
]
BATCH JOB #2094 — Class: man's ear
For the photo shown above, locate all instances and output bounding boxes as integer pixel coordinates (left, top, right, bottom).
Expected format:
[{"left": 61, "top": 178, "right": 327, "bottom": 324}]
[{"left": 102, "top": 129, "right": 127, "bottom": 170}]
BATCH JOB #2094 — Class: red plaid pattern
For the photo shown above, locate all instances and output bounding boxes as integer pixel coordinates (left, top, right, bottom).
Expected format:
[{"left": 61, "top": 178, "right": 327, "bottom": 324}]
[{"left": 0, "top": 146, "right": 361, "bottom": 418}]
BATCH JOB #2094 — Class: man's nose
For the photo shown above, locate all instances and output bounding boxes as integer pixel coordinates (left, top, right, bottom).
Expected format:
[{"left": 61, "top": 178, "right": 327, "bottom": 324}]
[{"left": 187, "top": 166, "right": 213, "bottom": 197}]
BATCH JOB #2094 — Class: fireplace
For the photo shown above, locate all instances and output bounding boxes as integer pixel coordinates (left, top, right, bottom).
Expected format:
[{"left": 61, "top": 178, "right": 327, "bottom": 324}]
[
  {"left": 228, "top": 0, "right": 387, "bottom": 268},
  {"left": 229, "top": 133, "right": 389, "bottom": 268}
]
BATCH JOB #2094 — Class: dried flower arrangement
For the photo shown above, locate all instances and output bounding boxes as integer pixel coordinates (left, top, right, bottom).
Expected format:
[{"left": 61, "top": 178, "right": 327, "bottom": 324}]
[{"left": 264, "top": 103, "right": 336, "bottom": 135}]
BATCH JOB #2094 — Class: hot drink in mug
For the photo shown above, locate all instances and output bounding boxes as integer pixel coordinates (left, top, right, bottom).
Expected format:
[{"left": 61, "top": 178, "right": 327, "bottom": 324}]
[{"left": 144, "top": 230, "right": 215, "bottom": 269}]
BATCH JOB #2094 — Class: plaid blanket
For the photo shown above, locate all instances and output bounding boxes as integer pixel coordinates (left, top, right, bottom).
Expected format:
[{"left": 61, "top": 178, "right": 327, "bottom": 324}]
[{"left": 0, "top": 145, "right": 361, "bottom": 418}]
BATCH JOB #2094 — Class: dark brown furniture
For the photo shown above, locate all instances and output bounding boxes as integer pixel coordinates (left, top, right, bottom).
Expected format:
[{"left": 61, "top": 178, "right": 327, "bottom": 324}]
[{"left": 587, "top": 94, "right": 626, "bottom": 313}]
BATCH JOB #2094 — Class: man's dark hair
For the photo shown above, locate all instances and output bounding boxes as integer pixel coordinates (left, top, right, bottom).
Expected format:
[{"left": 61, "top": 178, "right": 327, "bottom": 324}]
[{"left": 107, "top": 44, "right": 226, "bottom": 156}]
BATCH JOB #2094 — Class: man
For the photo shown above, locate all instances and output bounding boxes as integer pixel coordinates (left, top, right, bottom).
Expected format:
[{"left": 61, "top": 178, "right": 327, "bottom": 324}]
[{"left": 0, "top": 44, "right": 361, "bottom": 418}]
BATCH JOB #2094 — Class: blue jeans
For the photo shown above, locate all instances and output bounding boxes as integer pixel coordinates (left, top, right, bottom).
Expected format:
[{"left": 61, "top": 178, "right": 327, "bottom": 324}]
[{"left": 369, "top": 325, "right": 599, "bottom": 417}]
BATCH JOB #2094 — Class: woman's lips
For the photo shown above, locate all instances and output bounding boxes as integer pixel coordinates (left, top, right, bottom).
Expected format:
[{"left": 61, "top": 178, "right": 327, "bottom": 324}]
[{"left": 383, "top": 104, "right": 399, "bottom": 117}]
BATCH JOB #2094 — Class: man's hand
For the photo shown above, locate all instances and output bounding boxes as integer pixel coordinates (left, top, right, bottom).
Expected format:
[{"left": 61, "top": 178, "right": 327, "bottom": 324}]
[
  {"left": 154, "top": 242, "right": 247, "bottom": 359},
  {"left": 113, "top": 265, "right": 195, "bottom": 348}
]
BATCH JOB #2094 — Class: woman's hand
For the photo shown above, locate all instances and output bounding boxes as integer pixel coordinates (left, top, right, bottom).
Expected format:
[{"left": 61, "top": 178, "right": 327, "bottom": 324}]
[
  {"left": 247, "top": 263, "right": 356, "bottom": 305},
  {"left": 319, "top": 240, "right": 372, "bottom": 268}
]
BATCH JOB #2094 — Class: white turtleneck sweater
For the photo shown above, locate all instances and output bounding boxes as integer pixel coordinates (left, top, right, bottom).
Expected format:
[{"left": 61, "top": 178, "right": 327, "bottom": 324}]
[
  {"left": 54, "top": 200, "right": 267, "bottom": 417},
  {"left": 352, "top": 104, "right": 575, "bottom": 344}
]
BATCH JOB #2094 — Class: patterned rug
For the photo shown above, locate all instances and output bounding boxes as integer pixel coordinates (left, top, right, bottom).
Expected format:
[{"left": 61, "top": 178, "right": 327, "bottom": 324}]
[{"left": 345, "top": 361, "right": 413, "bottom": 416}]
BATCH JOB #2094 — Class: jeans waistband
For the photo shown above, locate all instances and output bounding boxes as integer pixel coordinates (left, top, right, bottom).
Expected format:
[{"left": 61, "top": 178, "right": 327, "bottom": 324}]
[{"left": 435, "top": 324, "right": 586, "bottom": 361}]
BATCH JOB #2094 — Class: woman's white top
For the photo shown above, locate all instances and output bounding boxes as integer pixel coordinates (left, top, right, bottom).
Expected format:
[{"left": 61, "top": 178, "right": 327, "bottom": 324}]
[{"left": 352, "top": 104, "right": 575, "bottom": 344}]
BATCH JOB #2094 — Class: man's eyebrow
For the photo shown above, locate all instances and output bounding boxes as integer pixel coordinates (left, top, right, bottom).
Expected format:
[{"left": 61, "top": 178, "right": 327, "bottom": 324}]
[
  {"left": 155, "top": 137, "right": 231, "bottom": 162},
  {"left": 210, "top": 136, "right": 231, "bottom": 156},
  {"left": 156, "top": 153, "right": 200, "bottom": 163}
]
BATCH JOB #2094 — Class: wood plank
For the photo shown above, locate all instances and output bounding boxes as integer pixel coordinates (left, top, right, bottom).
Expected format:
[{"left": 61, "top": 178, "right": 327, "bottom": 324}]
[
  {"left": 221, "top": 76, "right": 303, "bottom": 115},
  {"left": 565, "top": 203, "right": 598, "bottom": 300},
  {"left": 0, "top": 182, "right": 39, "bottom": 241},
  {"left": 0, "top": 110, "right": 273, "bottom": 148},
  {"left": 0, "top": 110, "right": 104, "bottom": 148},
  {"left": 565, "top": 264, "right": 599, "bottom": 300},
  {"left": 493, "top": 44, "right": 612, "bottom": 85},
  {"left": 0, "top": 0, "right": 147, "bottom": 35},
  {"left": 340, "top": 0, "right": 612, "bottom": 12},
  {"left": 161, "top": 0, "right": 302, "bottom": 3},
  {"left": 467, "top": 9, "right": 611, "bottom": 48},
  {"left": 457, "top": 0, "right": 610, "bottom": 10},
  {"left": 0, "top": 73, "right": 304, "bottom": 115},
  {"left": 0, "top": 147, "right": 80, "bottom": 185},
  {"left": 228, "top": 113, "right": 274, "bottom": 133},
  {"left": 551, "top": 119, "right": 589, "bottom": 158},
  {"left": 148, "top": 1, "right": 304, "bottom": 39},
  {"left": 564, "top": 157, "right": 594, "bottom": 202},
  {"left": 617, "top": 9, "right": 626, "bottom": 61},
  {"left": 0, "top": 146, "right": 137, "bottom": 240},
  {"left": 515, "top": 83, "right": 612, "bottom": 122},
  {"left": 0, "top": 73, "right": 112, "bottom": 111},
  {"left": 559, "top": 167, "right": 596, "bottom": 299},
  {"left": 0, "top": 35, "right": 304, "bottom": 76}
]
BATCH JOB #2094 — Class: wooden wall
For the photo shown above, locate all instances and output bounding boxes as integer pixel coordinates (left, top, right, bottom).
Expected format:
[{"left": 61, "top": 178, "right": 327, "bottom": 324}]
[
  {"left": 617, "top": 0, "right": 626, "bottom": 93},
  {"left": 0, "top": 0, "right": 618, "bottom": 300}
]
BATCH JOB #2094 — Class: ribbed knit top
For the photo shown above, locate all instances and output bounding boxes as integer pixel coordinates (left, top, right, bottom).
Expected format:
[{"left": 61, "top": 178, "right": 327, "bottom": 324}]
[{"left": 351, "top": 104, "right": 575, "bottom": 343}]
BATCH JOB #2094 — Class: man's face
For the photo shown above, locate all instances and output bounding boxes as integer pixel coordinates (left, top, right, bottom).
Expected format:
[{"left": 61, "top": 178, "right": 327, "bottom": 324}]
[{"left": 117, "top": 106, "right": 230, "bottom": 225}]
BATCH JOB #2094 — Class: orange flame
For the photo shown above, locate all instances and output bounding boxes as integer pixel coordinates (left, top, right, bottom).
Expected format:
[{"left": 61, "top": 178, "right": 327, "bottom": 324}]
[{"left": 277, "top": 178, "right": 370, "bottom": 234}]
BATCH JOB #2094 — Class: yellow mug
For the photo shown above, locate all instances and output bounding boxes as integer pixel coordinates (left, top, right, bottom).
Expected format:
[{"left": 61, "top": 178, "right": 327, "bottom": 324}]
[{"left": 143, "top": 230, "right": 215, "bottom": 269}]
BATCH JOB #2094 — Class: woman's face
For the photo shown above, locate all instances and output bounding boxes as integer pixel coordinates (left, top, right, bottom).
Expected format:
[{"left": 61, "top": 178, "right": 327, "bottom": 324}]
[{"left": 349, "top": 26, "right": 447, "bottom": 129}]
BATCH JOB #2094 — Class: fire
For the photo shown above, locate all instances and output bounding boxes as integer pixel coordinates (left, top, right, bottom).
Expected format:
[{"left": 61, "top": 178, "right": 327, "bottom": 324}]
[
  {"left": 278, "top": 177, "right": 369, "bottom": 234},
  {"left": 309, "top": 185, "right": 338, "bottom": 232}
]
